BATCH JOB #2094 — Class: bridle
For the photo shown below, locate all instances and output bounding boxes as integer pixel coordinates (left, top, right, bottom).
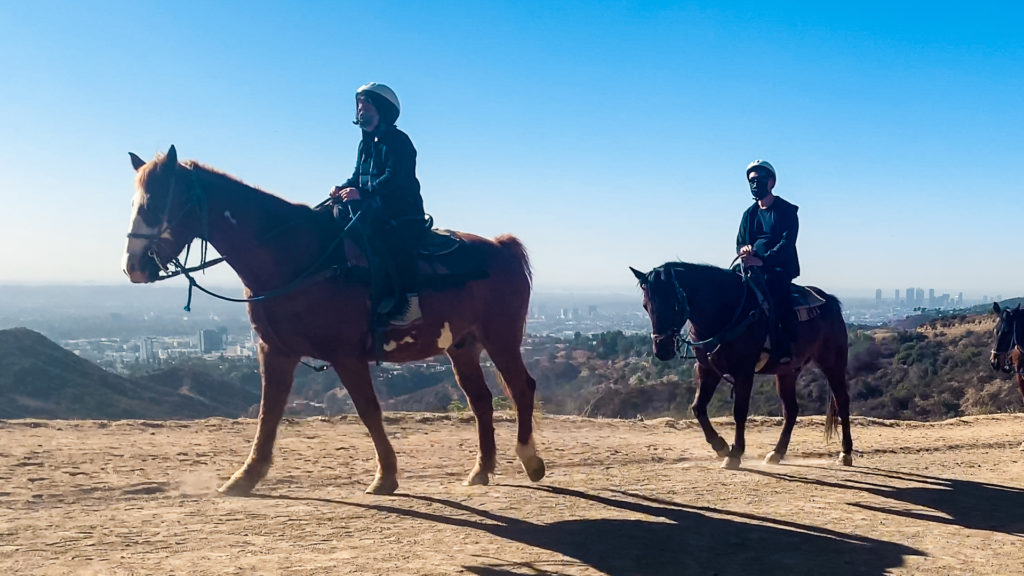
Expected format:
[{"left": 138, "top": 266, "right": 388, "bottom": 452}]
[
  {"left": 646, "top": 266, "right": 759, "bottom": 360},
  {"left": 127, "top": 162, "right": 350, "bottom": 312},
  {"left": 991, "top": 312, "right": 1024, "bottom": 375},
  {"left": 127, "top": 163, "right": 222, "bottom": 284}
]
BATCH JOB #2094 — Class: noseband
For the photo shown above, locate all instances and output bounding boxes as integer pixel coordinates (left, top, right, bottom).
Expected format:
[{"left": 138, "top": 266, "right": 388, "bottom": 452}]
[
  {"left": 127, "top": 163, "right": 215, "bottom": 278},
  {"left": 647, "top": 267, "right": 757, "bottom": 357},
  {"left": 992, "top": 313, "right": 1024, "bottom": 375}
]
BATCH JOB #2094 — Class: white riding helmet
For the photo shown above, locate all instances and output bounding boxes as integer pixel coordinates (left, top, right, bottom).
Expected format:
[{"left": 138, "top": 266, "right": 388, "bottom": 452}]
[
  {"left": 356, "top": 83, "right": 400, "bottom": 118},
  {"left": 746, "top": 159, "right": 776, "bottom": 181}
]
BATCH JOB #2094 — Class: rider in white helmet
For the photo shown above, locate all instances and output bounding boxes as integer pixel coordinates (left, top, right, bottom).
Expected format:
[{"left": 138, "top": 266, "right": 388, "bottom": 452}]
[
  {"left": 736, "top": 159, "right": 800, "bottom": 364},
  {"left": 331, "top": 83, "right": 425, "bottom": 326}
]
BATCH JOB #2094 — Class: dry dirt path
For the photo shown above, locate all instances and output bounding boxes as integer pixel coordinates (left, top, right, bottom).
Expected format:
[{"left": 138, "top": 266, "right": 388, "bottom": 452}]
[{"left": 2, "top": 413, "right": 1023, "bottom": 575}]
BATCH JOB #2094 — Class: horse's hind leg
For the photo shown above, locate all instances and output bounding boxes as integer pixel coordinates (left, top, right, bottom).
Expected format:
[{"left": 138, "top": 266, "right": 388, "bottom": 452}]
[
  {"left": 484, "top": 341, "right": 545, "bottom": 482},
  {"left": 1017, "top": 375, "right": 1024, "bottom": 451},
  {"left": 219, "top": 345, "right": 298, "bottom": 496},
  {"left": 447, "top": 339, "right": 497, "bottom": 486},
  {"left": 691, "top": 364, "right": 730, "bottom": 461},
  {"left": 723, "top": 373, "right": 754, "bottom": 470},
  {"left": 821, "top": 362, "right": 854, "bottom": 466},
  {"left": 765, "top": 369, "right": 800, "bottom": 465},
  {"left": 333, "top": 359, "right": 399, "bottom": 494}
]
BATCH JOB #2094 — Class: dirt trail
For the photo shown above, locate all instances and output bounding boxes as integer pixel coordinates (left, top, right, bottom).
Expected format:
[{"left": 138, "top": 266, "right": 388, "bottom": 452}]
[{"left": 2, "top": 413, "right": 1023, "bottom": 575}]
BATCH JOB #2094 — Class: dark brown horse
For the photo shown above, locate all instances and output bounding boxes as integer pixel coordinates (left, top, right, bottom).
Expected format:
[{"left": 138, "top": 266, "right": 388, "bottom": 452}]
[
  {"left": 122, "top": 145, "right": 545, "bottom": 495},
  {"left": 990, "top": 302, "right": 1024, "bottom": 451},
  {"left": 631, "top": 262, "right": 853, "bottom": 469}
]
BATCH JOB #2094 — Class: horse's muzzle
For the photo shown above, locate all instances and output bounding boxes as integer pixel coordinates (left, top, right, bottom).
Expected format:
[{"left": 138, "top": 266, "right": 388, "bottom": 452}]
[{"left": 652, "top": 333, "right": 677, "bottom": 361}]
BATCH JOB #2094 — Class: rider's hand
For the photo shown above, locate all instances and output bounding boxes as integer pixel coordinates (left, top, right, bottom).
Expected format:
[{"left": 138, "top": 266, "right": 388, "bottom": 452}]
[
  {"left": 740, "top": 253, "right": 763, "bottom": 267},
  {"left": 739, "top": 245, "right": 754, "bottom": 256},
  {"left": 330, "top": 187, "right": 361, "bottom": 202}
]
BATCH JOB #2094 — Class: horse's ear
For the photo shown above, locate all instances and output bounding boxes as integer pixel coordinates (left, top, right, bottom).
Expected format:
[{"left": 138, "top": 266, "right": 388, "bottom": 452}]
[
  {"left": 1016, "top": 303, "right": 1021, "bottom": 312},
  {"left": 992, "top": 302, "right": 1001, "bottom": 314},
  {"left": 165, "top": 144, "right": 177, "bottom": 166},
  {"left": 129, "top": 152, "right": 146, "bottom": 172},
  {"left": 629, "top": 266, "right": 647, "bottom": 284}
]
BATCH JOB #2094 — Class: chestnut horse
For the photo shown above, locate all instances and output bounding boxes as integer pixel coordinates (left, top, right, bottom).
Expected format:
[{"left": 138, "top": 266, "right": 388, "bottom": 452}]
[
  {"left": 990, "top": 302, "right": 1024, "bottom": 450},
  {"left": 631, "top": 262, "right": 853, "bottom": 469},
  {"left": 122, "top": 145, "right": 545, "bottom": 495}
]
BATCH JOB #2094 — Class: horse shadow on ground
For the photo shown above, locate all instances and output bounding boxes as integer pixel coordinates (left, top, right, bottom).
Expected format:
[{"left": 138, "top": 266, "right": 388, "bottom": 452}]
[
  {"left": 746, "top": 464, "right": 1024, "bottom": 536},
  {"left": 254, "top": 483, "right": 920, "bottom": 576}
]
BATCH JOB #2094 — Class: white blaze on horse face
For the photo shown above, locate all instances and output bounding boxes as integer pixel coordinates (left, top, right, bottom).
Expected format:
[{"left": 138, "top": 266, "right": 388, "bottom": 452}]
[
  {"left": 436, "top": 322, "right": 453, "bottom": 350},
  {"left": 122, "top": 186, "right": 171, "bottom": 282}
]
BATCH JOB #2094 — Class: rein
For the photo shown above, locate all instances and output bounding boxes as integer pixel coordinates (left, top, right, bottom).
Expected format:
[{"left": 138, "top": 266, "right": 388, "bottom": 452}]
[
  {"left": 130, "top": 163, "right": 358, "bottom": 312},
  {"left": 992, "top": 313, "right": 1024, "bottom": 375},
  {"left": 656, "top": 267, "right": 759, "bottom": 362}
]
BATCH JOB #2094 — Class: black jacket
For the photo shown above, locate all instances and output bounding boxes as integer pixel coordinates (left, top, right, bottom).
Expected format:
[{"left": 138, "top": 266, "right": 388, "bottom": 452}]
[
  {"left": 736, "top": 196, "right": 800, "bottom": 279},
  {"left": 340, "top": 126, "right": 424, "bottom": 221}
]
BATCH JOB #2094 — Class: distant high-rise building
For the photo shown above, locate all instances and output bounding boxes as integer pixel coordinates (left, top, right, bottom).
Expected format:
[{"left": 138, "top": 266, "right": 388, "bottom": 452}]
[
  {"left": 928, "top": 288, "right": 935, "bottom": 307},
  {"left": 957, "top": 292, "right": 964, "bottom": 306},
  {"left": 875, "top": 289, "right": 882, "bottom": 304},
  {"left": 894, "top": 289, "right": 900, "bottom": 304},
  {"left": 916, "top": 288, "right": 925, "bottom": 307},
  {"left": 199, "top": 329, "right": 224, "bottom": 354},
  {"left": 906, "top": 287, "right": 915, "bottom": 306},
  {"left": 138, "top": 337, "right": 155, "bottom": 363}
]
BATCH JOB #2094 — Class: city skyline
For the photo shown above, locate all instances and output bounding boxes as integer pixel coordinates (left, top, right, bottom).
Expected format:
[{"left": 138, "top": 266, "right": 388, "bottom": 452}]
[{"left": 1, "top": 3, "right": 1022, "bottom": 295}]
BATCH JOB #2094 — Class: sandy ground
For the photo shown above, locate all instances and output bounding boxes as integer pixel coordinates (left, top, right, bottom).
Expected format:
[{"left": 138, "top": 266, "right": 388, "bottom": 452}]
[{"left": 2, "top": 412, "right": 1023, "bottom": 576}]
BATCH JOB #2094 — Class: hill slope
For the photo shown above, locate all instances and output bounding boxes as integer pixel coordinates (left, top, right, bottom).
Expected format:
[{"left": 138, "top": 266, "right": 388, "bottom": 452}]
[{"left": 0, "top": 327, "right": 257, "bottom": 419}]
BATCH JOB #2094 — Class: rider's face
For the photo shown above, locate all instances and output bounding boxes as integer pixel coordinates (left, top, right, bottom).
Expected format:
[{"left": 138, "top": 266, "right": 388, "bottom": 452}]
[
  {"left": 356, "top": 96, "right": 380, "bottom": 132},
  {"left": 747, "top": 168, "right": 775, "bottom": 200}
]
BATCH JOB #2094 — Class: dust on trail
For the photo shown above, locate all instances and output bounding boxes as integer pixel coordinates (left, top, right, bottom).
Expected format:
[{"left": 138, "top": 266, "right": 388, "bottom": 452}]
[{"left": 1, "top": 413, "right": 1023, "bottom": 575}]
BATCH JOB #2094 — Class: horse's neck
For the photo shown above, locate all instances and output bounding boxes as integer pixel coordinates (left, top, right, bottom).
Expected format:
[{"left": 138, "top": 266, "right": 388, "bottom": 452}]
[
  {"left": 195, "top": 167, "right": 327, "bottom": 292},
  {"left": 680, "top": 267, "right": 749, "bottom": 338}
]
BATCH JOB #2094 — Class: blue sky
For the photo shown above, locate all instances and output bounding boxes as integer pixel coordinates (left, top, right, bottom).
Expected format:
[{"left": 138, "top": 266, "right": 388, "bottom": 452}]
[{"left": 0, "top": 2, "right": 1021, "bottom": 298}]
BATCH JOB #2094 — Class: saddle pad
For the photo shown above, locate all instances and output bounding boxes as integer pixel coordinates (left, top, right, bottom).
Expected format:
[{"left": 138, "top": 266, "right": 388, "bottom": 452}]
[
  {"left": 792, "top": 285, "right": 828, "bottom": 322},
  {"left": 419, "top": 229, "right": 462, "bottom": 256}
]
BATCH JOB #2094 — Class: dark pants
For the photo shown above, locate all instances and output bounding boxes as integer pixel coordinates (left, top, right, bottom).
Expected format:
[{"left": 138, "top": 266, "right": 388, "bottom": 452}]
[
  {"left": 379, "top": 219, "right": 424, "bottom": 297},
  {"left": 764, "top": 271, "right": 797, "bottom": 352}
]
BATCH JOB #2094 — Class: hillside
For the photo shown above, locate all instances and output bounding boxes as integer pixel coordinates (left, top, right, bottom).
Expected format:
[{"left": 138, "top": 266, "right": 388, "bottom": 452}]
[{"left": 0, "top": 328, "right": 257, "bottom": 419}]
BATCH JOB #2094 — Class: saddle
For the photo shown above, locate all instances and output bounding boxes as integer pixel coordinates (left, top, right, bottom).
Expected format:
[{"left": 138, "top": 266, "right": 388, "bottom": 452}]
[{"left": 748, "top": 277, "right": 830, "bottom": 373}]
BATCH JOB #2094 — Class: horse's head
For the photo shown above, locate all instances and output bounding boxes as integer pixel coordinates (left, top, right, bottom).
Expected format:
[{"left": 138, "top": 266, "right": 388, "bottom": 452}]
[
  {"left": 122, "top": 145, "right": 204, "bottom": 283},
  {"left": 991, "top": 302, "right": 1022, "bottom": 372},
  {"left": 631, "top": 265, "right": 689, "bottom": 361}
]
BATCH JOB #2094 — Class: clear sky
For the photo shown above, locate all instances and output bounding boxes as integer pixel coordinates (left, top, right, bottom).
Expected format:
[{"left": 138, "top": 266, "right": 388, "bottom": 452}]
[{"left": 1, "top": 1, "right": 1021, "bottom": 298}]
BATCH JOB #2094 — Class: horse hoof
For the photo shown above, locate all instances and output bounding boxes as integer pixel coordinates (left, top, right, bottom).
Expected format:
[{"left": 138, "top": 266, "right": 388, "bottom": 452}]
[
  {"left": 764, "top": 451, "right": 783, "bottom": 465},
  {"left": 711, "top": 437, "right": 731, "bottom": 458},
  {"left": 217, "top": 470, "right": 258, "bottom": 496},
  {"left": 365, "top": 475, "right": 399, "bottom": 495},
  {"left": 721, "top": 456, "right": 741, "bottom": 470},
  {"left": 463, "top": 470, "right": 490, "bottom": 486},
  {"left": 839, "top": 453, "right": 853, "bottom": 466},
  {"left": 522, "top": 456, "right": 546, "bottom": 482}
]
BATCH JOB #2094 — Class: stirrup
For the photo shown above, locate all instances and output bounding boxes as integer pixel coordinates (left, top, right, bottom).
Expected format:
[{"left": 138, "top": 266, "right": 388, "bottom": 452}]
[{"left": 389, "top": 294, "right": 422, "bottom": 327}]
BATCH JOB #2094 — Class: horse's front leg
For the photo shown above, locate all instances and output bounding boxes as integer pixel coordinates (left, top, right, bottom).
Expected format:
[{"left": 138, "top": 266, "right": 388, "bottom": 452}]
[
  {"left": 219, "top": 344, "right": 299, "bottom": 496},
  {"left": 722, "top": 373, "right": 754, "bottom": 470},
  {"left": 691, "top": 364, "right": 729, "bottom": 459},
  {"left": 333, "top": 359, "right": 399, "bottom": 494}
]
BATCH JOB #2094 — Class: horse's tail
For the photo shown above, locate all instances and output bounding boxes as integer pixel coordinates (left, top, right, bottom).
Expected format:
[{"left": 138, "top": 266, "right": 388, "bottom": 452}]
[
  {"left": 825, "top": 392, "right": 839, "bottom": 444},
  {"left": 822, "top": 292, "right": 846, "bottom": 444},
  {"left": 494, "top": 234, "right": 532, "bottom": 287}
]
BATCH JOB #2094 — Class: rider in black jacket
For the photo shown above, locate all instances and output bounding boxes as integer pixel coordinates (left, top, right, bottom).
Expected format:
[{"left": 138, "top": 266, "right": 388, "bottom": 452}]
[
  {"left": 736, "top": 160, "right": 799, "bottom": 363},
  {"left": 332, "top": 83, "right": 425, "bottom": 326}
]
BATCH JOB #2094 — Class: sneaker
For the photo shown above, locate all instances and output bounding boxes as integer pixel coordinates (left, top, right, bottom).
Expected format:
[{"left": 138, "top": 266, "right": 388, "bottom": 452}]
[{"left": 389, "top": 294, "right": 422, "bottom": 327}]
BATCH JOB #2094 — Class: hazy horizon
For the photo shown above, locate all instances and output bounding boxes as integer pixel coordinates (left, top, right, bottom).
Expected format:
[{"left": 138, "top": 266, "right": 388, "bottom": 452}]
[{"left": 1, "top": 3, "right": 1021, "bottom": 295}]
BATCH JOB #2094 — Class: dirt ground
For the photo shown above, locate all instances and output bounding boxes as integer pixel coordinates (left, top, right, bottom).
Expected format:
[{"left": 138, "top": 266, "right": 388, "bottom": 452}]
[{"left": 2, "top": 412, "right": 1023, "bottom": 575}]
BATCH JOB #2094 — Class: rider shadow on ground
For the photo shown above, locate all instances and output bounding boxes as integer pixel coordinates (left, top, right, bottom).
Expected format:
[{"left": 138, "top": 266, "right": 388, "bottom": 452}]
[
  {"left": 746, "top": 464, "right": 1024, "bottom": 536},
  {"left": 255, "top": 483, "right": 920, "bottom": 576}
]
